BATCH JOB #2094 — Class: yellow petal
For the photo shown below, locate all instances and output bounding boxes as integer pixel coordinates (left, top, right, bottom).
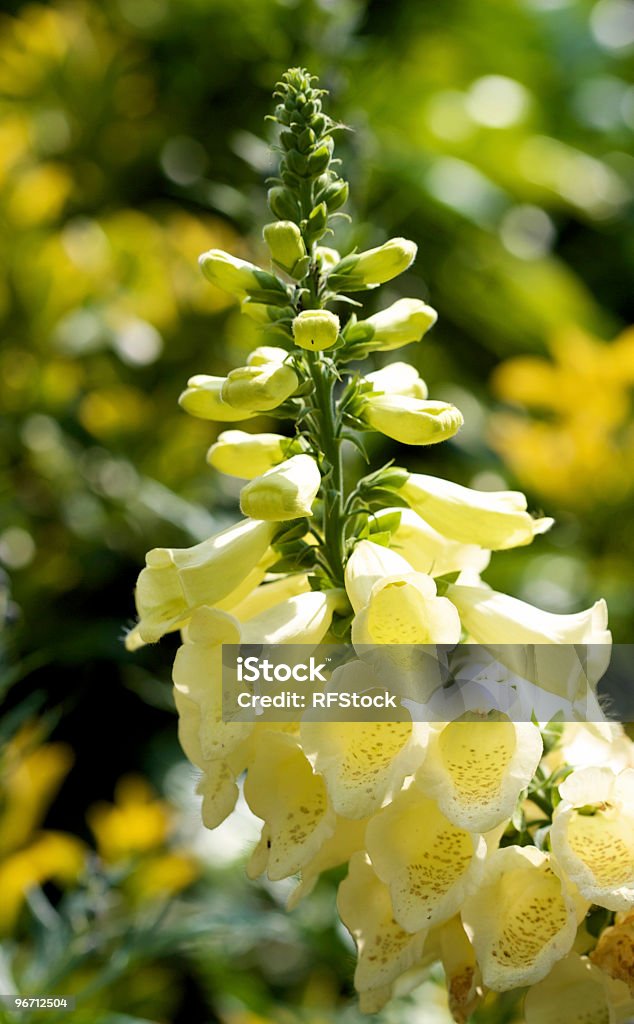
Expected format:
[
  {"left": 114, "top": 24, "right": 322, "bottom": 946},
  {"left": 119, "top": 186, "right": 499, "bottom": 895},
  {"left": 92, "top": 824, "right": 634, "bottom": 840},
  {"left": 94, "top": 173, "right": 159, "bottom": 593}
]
[
  {"left": 415, "top": 717, "right": 543, "bottom": 832},
  {"left": 287, "top": 815, "right": 369, "bottom": 910},
  {"left": 243, "top": 733, "right": 335, "bottom": 880},
  {"left": 337, "top": 852, "right": 429, "bottom": 994},
  {"left": 525, "top": 953, "right": 633, "bottom": 1024},
  {"left": 365, "top": 787, "right": 486, "bottom": 933},
  {"left": 301, "top": 716, "right": 429, "bottom": 819},
  {"left": 462, "top": 846, "right": 577, "bottom": 990}
]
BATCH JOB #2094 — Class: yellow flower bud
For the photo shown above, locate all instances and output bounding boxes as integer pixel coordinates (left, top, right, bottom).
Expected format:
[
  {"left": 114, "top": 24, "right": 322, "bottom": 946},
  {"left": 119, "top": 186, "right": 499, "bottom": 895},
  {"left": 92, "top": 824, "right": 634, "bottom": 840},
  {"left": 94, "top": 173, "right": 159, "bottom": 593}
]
[
  {"left": 263, "top": 220, "right": 308, "bottom": 278},
  {"left": 328, "top": 237, "right": 417, "bottom": 291},
  {"left": 206, "top": 429, "right": 290, "bottom": 479},
  {"left": 315, "top": 245, "right": 340, "bottom": 270},
  {"left": 400, "top": 473, "right": 555, "bottom": 549},
  {"left": 239, "top": 454, "right": 321, "bottom": 521},
  {"left": 222, "top": 362, "right": 298, "bottom": 412},
  {"left": 178, "top": 375, "right": 255, "bottom": 422},
  {"left": 365, "top": 361, "right": 428, "bottom": 399},
  {"left": 348, "top": 298, "right": 438, "bottom": 352},
  {"left": 199, "top": 248, "right": 288, "bottom": 303},
  {"left": 361, "top": 394, "right": 463, "bottom": 445},
  {"left": 292, "top": 309, "right": 340, "bottom": 351}
]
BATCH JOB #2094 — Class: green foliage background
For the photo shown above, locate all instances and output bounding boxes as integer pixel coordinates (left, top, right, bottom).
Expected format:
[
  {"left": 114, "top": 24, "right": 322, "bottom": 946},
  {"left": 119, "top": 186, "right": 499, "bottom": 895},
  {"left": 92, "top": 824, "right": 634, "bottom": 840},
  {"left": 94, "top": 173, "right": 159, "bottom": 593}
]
[{"left": 0, "top": 0, "right": 632, "bottom": 1020}]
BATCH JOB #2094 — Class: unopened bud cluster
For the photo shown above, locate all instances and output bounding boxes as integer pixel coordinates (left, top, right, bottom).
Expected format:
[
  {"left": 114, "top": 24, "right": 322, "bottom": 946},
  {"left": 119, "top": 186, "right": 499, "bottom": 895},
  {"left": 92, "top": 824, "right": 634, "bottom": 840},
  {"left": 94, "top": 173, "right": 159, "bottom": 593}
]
[{"left": 127, "top": 69, "right": 629, "bottom": 1024}]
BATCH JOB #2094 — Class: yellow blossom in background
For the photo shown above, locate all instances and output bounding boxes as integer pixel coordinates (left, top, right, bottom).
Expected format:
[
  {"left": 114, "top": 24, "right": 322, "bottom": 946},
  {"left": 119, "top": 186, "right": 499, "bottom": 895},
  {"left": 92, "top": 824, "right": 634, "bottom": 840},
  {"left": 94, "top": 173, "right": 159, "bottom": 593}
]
[
  {"left": 490, "top": 325, "right": 634, "bottom": 506},
  {"left": 0, "top": 726, "right": 85, "bottom": 934}
]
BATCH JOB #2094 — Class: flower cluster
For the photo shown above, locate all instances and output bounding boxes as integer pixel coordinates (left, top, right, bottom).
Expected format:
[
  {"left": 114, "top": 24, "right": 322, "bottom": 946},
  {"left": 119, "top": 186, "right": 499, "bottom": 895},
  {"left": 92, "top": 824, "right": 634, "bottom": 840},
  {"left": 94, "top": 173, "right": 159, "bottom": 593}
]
[{"left": 128, "top": 69, "right": 633, "bottom": 1021}]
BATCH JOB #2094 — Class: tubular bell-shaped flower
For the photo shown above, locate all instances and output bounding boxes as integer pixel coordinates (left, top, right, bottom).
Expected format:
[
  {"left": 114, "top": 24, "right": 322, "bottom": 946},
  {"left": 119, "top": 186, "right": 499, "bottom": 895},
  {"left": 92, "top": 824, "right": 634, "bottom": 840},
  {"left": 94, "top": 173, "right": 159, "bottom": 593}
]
[
  {"left": 222, "top": 359, "right": 298, "bottom": 413},
  {"left": 461, "top": 846, "right": 579, "bottom": 991},
  {"left": 365, "top": 362, "right": 429, "bottom": 399},
  {"left": 377, "top": 507, "right": 491, "bottom": 578},
  {"left": 365, "top": 786, "right": 487, "bottom": 933},
  {"left": 345, "top": 540, "right": 462, "bottom": 646},
  {"left": 414, "top": 716, "right": 543, "bottom": 832},
  {"left": 199, "top": 248, "right": 290, "bottom": 304},
  {"left": 551, "top": 767, "right": 634, "bottom": 911},
  {"left": 337, "top": 852, "right": 430, "bottom": 1003},
  {"left": 244, "top": 732, "right": 336, "bottom": 881},
  {"left": 129, "top": 518, "right": 276, "bottom": 644},
  {"left": 399, "top": 473, "right": 554, "bottom": 549}
]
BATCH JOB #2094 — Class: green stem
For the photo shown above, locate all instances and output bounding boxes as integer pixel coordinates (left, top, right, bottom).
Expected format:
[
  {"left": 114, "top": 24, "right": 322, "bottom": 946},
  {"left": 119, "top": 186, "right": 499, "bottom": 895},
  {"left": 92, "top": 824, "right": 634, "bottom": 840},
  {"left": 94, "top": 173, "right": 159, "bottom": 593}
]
[{"left": 306, "top": 351, "right": 345, "bottom": 585}]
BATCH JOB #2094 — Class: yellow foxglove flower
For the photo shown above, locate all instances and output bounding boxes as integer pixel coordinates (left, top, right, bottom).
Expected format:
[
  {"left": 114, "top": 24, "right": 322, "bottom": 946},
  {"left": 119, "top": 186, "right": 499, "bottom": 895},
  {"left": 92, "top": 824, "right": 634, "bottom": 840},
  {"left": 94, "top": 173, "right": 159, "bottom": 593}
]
[
  {"left": 328, "top": 237, "right": 417, "bottom": 291},
  {"left": 239, "top": 453, "right": 321, "bottom": 521},
  {"left": 301, "top": 710, "right": 430, "bottom": 818},
  {"left": 244, "top": 732, "right": 336, "bottom": 881},
  {"left": 448, "top": 581, "right": 611, "bottom": 645},
  {"left": 207, "top": 429, "right": 290, "bottom": 479},
  {"left": 525, "top": 953, "right": 634, "bottom": 1024},
  {"left": 131, "top": 518, "right": 275, "bottom": 644},
  {"left": 222, "top": 361, "right": 299, "bottom": 413},
  {"left": 590, "top": 908, "right": 634, "bottom": 1001},
  {"left": 361, "top": 394, "right": 463, "bottom": 446},
  {"left": 400, "top": 473, "right": 554, "bottom": 549},
  {"left": 0, "top": 833, "right": 86, "bottom": 934},
  {"left": 365, "top": 787, "right": 486, "bottom": 933},
  {"left": 263, "top": 220, "right": 308, "bottom": 278},
  {"left": 292, "top": 308, "right": 341, "bottom": 351},
  {"left": 337, "top": 852, "right": 430, "bottom": 1001},
  {"left": 345, "top": 540, "right": 461, "bottom": 647},
  {"left": 414, "top": 716, "right": 543, "bottom": 832},
  {"left": 199, "top": 248, "right": 288, "bottom": 302},
  {"left": 461, "top": 846, "right": 578, "bottom": 991},
  {"left": 179, "top": 375, "right": 256, "bottom": 421},
  {"left": 173, "top": 606, "right": 249, "bottom": 763},
  {"left": 286, "top": 815, "right": 369, "bottom": 910},
  {"left": 365, "top": 361, "right": 429, "bottom": 399},
  {"left": 551, "top": 767, "right": 634, "bottom": 911},
  {"left": 347, "top": 298, "right": 438, "bottom": 352},
  {"left": 376, "top": 507, "right": 490, "bottom": 577},
  {"left": 546, "top": 723, "right": 634, "bottom": 775}
]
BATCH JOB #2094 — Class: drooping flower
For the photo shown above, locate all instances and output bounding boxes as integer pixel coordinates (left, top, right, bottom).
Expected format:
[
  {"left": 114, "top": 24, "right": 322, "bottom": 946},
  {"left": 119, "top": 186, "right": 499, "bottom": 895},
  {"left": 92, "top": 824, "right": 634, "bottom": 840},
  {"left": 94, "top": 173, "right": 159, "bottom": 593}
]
[
  {"left": 414, "top": 715, "right": 543, "bottom": 832},
  {"left": 461, "top": 845, "right": 579, "bottom": 991},
  {"left": 399, "top": 473, "right": 554, "bottom": 549},
  {"left": 524, "top": 953, "right": 634, "bottom": 1024},
  {"left": 129, "top": 518, "right": 276, "bottom": 645},
  {"left": 365, "top": 786, "right": 487, "bottom": 933},
  {"left": 551, "top": 767, "right": 634, "bottom": 911}
]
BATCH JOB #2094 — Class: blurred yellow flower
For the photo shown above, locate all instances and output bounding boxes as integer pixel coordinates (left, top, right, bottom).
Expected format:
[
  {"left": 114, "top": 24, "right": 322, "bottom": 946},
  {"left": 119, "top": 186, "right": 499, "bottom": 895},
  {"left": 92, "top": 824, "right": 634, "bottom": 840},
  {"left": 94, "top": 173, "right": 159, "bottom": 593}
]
[
  {"left": 0, "top": 726, "right": 85, "bottom": 933},
  {"left": 490, "top": 326, "right": 634, "bottom": 506},
  {"left": 87, "top": 775, "right": 199, "bottom": 901}
]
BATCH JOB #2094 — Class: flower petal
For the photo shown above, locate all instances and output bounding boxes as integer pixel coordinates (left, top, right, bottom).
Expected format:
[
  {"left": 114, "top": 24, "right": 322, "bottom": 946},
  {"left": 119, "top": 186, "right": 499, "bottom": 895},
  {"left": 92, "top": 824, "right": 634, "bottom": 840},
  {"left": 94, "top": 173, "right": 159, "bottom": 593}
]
[{"left": 365, "top": 787, "right": 486, "bottom": 933}]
